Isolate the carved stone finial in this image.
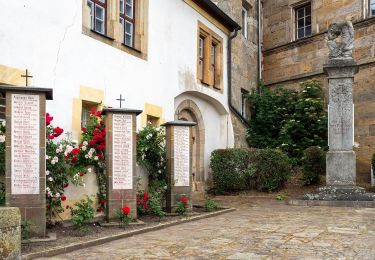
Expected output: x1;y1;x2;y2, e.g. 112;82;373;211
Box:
327;21;354;59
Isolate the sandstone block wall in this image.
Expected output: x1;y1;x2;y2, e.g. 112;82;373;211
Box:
262;0;375;182
214;0;260;146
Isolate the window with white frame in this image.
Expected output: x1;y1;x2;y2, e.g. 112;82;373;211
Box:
295;3;311;39
87;0;106;34
120;0;136;47
242;6;248;39
371;0;375;16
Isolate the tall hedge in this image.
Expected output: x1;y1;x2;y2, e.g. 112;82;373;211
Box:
210;148;254;193
247;80;328;164
251;149;291;192
210;148;291;193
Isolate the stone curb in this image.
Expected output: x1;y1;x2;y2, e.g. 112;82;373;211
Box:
22;208;236;260
288;198;375;207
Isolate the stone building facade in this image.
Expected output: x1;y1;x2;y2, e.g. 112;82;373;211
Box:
214;0;260;147
262;0;375;182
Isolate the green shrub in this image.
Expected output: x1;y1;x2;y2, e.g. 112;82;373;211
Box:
115;206;133;228
175;197;189;216
210;148;290;193
276;194;286;201
210;148;255;193
372;152;375;168
70;196;95;234
301;146;326;185
204;198;218;212
251;149;291;192
21;220;32;240
247;80;328;164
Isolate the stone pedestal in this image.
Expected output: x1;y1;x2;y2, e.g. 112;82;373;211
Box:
1;86;53;237
324;59;358;186
162;120;196;213
300;59;375;203
102;108;142;220
0;207;21;259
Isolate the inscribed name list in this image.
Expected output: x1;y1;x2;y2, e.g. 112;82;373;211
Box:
112;114;133;190
174;126;190;187
11;94;40;194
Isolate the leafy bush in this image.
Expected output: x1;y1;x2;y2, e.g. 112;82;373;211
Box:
70;196;95;233
136;190;166;219
210;148;255;193
21;220;32;240
136;125;167;183
204;198;218;212
301;146;326;185
247;80;327;164
372;152;375;168
210;148;291;193
251;149;291;192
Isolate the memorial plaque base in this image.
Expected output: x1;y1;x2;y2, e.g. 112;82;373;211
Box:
107;190;137;220
326;151;356;186
166;186;192;213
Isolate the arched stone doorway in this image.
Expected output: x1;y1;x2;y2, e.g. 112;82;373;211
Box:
175;100;205;200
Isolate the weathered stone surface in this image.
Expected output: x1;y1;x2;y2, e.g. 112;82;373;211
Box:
326;151;356;186
0;207;21;260
303;185;375;201
213;0;259;147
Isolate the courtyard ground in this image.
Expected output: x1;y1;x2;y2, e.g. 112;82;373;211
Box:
36;191;375;260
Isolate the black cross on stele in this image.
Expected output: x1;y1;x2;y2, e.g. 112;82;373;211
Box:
21;69;33;86
116;94;125;108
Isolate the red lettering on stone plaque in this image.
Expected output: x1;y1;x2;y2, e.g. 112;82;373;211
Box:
11;94;40;194
112;114;133;190
174;126;189;187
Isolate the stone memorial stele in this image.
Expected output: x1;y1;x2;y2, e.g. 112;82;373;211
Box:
301;22;375;204
0;85;53;237
162;120;196;213
102;108;142;220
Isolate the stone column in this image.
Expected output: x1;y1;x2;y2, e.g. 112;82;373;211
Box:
162;120;196;213
103;108;142;220
324;59;358;186
1;86;53;237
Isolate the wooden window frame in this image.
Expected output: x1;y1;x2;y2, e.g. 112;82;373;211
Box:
295;3;312;40
120;0;136;47
87;0;107;35
197;22;223;91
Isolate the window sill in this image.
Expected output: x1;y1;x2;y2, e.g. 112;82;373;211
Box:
90;29;115;41
121;43;142;54
197;79;223;93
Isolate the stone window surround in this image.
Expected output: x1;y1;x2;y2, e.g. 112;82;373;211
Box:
290;0;312;42
197;21;223;92
82;0;149;60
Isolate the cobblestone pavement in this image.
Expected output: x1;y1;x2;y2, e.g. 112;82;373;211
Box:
41;194;375;260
